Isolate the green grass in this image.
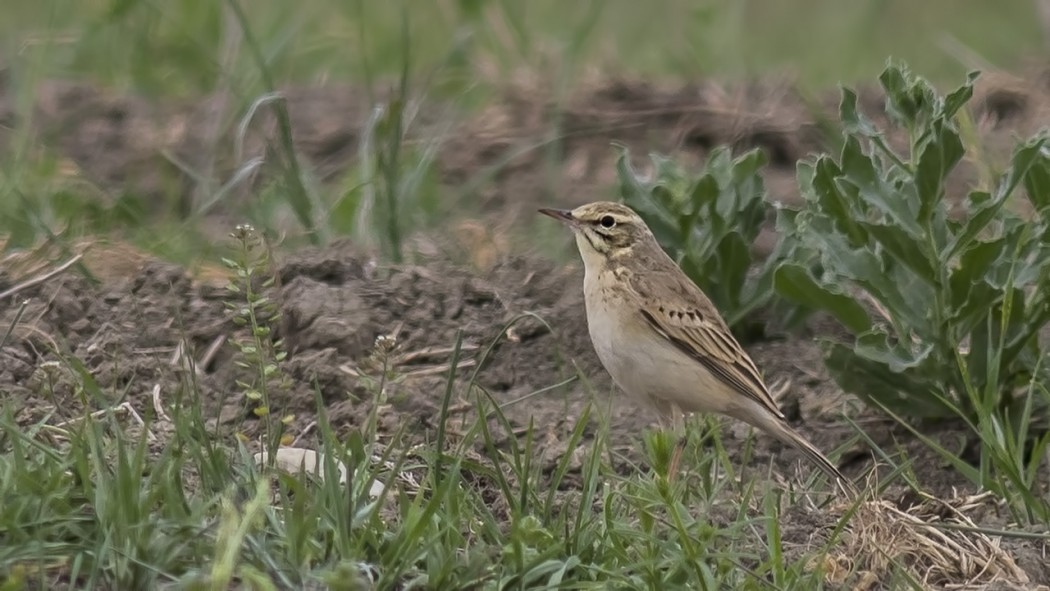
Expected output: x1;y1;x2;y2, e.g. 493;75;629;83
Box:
3;0;1043;94
0;377;851;589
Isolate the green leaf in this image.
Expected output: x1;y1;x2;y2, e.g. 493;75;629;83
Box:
731;147;767;180
950;236;1012;300
717;232;752;309
914;120;964;221
1015;138;1050;212
796;161;818;204
860;221;934;283
941;72;979;119
652;158;691;208
824;340;951;418
725;149;768;215
949;277;999;337
807;216;929;334
809;157;867;246
943;191;1007;262
840;136;922;237
998;137;1048;203
806;219;880;283
838;87;879;138
774;203;801;235
1000;287;1036;366
980;224;1032;290
853;330;933;373
1008;241;1050;288
704;146;733;177
880;62;937;130
878;63;909;112
688;175;721;233
773;263;871;334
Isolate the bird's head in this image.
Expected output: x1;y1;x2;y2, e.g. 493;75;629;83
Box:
538;201;655;266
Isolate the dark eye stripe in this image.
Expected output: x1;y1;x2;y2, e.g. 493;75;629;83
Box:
582;229;606;251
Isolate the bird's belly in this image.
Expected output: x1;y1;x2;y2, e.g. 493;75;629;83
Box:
586;299;729;415
588;296;734;415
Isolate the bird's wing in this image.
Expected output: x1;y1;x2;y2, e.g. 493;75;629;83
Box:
632;270;785;420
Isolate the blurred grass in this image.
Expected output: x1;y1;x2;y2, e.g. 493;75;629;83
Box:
2;0;1042;95
0;0;1045;263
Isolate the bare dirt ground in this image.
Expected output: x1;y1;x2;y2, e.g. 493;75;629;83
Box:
2;67;1050;588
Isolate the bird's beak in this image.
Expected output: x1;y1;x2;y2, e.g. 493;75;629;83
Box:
538;208;576;226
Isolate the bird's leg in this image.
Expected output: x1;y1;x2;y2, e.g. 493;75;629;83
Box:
667;406;687;482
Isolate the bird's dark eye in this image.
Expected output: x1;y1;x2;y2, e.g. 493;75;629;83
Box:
599;215;616;229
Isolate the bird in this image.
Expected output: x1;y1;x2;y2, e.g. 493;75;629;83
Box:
539;201;855;494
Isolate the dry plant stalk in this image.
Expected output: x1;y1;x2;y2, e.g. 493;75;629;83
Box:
823;492;1032;589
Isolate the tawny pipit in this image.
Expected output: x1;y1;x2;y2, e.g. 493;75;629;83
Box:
540;201;852;492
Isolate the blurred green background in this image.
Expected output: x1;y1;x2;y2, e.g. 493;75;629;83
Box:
3;0;1043;95
1;0;1045;263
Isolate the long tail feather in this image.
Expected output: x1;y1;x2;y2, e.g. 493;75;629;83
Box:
758;414;858;497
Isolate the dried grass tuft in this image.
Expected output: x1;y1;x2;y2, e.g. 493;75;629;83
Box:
822;491;1035;590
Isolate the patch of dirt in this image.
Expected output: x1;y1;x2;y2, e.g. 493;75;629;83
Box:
3;235;1049;587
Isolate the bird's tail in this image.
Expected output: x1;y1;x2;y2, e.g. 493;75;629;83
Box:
759;415;858;497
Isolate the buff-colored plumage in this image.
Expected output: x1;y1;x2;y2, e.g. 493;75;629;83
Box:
540;201;853;494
